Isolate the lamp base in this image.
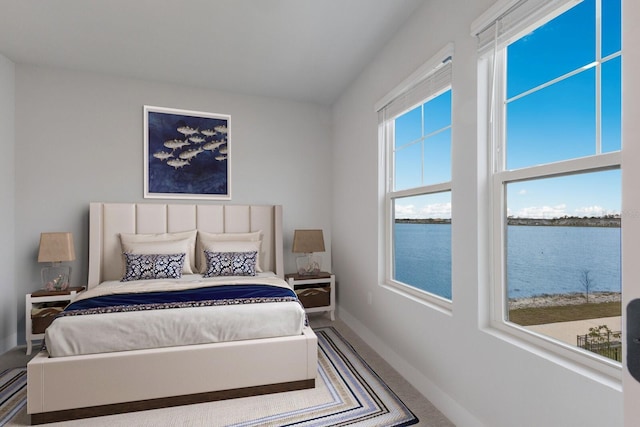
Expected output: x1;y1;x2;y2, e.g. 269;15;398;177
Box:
296;254;321;276
42;265;71;291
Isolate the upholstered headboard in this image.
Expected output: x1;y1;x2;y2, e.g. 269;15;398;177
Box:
88;203;284;288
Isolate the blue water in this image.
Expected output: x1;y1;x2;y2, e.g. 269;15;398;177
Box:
394;223;621;299
394;223;452;299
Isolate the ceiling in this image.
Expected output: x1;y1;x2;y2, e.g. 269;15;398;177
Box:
0;0;426;106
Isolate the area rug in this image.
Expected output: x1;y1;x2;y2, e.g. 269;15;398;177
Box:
2;327;418;426
0;368;26;426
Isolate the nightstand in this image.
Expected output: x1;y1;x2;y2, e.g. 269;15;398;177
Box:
286;272;335;321
25;286;85;355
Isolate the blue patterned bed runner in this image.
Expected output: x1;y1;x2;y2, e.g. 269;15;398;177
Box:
59;284;298;317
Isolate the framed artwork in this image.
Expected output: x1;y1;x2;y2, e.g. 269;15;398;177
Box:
144;105;231;200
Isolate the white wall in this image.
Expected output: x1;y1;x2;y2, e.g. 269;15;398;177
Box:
0;54;16;354
332;0;625;426
622;1;640;425
13;65;333;344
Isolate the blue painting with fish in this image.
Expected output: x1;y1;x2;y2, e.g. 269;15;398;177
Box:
145;106;230;198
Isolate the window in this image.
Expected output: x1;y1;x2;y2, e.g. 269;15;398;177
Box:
377;46;453;305
477;0;622;365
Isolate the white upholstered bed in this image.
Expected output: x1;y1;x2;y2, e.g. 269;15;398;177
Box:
27;203;318;424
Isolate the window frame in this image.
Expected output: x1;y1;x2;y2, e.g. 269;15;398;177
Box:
377;44;454;310
482;0;622;377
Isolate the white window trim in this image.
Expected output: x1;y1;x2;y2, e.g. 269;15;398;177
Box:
476;0;623;383
471;0;583;56
377;44;454;311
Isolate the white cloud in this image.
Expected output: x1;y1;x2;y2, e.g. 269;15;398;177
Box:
574;205;619;217
518;189;527;195
420;202;451;219
512;204;567;219
395;202;451;219
395;204;417;219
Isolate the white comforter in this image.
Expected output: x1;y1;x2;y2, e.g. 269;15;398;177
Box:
45;273;306;357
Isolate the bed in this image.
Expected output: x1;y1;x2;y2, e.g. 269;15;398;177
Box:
27;203;318;424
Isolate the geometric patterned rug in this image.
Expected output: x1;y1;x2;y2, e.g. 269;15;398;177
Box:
0;368;26;427
275;327;419;427
1;327;418;426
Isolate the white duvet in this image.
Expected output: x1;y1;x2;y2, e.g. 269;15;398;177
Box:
45;273;306;357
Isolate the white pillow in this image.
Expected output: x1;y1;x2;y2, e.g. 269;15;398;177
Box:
120;231;197;274
197;230;262;273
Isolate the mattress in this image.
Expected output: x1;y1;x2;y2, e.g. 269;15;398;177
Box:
44;273;306;357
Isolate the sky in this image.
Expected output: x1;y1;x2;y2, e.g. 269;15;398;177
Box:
394;0;621;220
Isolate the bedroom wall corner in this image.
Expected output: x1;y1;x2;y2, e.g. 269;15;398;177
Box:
0;53;17;354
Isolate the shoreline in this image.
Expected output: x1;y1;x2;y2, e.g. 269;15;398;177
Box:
509;291;621;310
395;216;620;227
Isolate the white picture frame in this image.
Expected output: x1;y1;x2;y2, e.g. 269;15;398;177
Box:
144;105;231;200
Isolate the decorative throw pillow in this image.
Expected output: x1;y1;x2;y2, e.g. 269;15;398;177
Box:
121;253;186;282
200;240;263;274
120;230;197;274
196;230;262;273
203;251;257;277
120;237;195;275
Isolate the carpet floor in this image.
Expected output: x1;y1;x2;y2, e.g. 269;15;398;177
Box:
0;318;453;426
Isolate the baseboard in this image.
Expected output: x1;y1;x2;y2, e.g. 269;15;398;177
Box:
339;307;482;427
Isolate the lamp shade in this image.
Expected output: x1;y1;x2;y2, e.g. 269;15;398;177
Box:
292;229;325;253
38;232;76;263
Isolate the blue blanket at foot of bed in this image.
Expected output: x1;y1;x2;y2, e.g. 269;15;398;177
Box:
59;284;298;317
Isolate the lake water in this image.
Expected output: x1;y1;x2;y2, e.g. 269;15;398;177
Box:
394;223;621;300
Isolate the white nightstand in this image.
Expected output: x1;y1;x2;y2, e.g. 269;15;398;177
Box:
286;272;335;321
25;286;85;355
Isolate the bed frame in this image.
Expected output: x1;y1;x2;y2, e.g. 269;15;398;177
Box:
27;203;318;424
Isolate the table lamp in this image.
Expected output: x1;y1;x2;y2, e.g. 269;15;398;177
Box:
292;229;325;276
38;232;75;290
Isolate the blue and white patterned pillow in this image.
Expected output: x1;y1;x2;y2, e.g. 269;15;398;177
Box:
203;251;257;277
121;252;186;282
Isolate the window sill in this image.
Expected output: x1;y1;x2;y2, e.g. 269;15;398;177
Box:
482;320;622;390
382;280;453;316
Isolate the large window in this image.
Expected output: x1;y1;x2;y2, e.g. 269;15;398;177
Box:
377;47;453;305
478;0;621;365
